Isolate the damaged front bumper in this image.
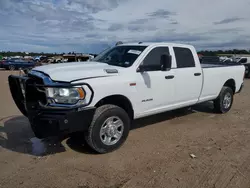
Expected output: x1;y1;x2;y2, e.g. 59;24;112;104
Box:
8;74;95;138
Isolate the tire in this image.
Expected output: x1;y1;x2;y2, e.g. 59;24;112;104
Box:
9;65;15;70
213;86;234;113
30;124;43;139
246;72;250;78
85;104;130;154
245;66;250;78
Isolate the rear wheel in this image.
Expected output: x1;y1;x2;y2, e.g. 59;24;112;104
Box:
214;86;233;113
245;66;250;78
85;104;130;154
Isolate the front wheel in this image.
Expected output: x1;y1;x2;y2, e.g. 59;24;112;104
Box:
9;65;15;70
213;86;234;113
85;105;130;154
30;123;44;139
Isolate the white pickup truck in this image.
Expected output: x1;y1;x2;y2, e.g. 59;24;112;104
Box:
9;42;245;153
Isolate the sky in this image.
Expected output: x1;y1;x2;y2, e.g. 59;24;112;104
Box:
0;0;250;53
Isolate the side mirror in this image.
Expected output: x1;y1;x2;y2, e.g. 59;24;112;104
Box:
160;54;172;71
137;61;146;72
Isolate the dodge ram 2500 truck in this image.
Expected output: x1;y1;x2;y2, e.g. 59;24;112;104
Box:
8;42;245;153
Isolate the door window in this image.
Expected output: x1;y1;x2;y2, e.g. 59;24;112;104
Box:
141;47;170;71
174;47;195;68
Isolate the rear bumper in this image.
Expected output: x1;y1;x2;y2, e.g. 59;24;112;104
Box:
8;74;96;138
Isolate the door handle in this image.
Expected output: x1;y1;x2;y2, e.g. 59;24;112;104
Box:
165;75;174;79
194;73;201;76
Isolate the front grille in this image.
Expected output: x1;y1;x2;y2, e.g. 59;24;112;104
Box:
28;74;44;84
25;75;47;111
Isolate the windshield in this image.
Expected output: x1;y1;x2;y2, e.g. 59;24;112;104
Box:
91;45;147;67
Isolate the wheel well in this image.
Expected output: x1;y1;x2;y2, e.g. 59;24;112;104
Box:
223;79;236;93
95;95;134;120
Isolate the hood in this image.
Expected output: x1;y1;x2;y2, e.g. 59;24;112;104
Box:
32;61;122;82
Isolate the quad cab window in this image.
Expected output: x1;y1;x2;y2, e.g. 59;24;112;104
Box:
174;47;195;68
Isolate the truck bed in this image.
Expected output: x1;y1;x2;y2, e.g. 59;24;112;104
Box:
198;62;245;103
201;61;241;69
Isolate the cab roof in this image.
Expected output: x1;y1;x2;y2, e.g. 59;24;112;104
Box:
118;42;194;49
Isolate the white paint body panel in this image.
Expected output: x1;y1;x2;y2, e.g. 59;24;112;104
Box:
33;62;123;82
133;70;175;117
33;43;245;119
170;45;203;107
199;65;245;102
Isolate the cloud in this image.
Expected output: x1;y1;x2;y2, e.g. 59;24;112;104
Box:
147;9;176;18
214;17;243;25
129;19;149;25
108;23;123;31
0;0;250;53
197;37;250;50
67;0;122;13
170;21;178;25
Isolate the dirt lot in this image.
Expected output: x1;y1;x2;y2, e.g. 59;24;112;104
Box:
0;70;250;188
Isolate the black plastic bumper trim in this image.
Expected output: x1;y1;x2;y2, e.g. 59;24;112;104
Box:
29;107;96;138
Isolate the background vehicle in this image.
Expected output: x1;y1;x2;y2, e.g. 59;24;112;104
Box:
9;42;245;154
200;56;250;78
2;58;36;70
0;59;5;68
235;57;250;78
199;56;220;63
34;55;47;62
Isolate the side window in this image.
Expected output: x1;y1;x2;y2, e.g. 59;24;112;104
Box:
174;47;195;68
142;47;169;71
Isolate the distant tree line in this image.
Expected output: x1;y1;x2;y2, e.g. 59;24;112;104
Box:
0;51;59;57
1;49;250;58
0;51;98;57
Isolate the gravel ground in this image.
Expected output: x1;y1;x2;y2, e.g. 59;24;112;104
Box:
0;70;250;188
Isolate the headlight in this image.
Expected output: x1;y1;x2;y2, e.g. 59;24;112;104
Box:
45;87;85;104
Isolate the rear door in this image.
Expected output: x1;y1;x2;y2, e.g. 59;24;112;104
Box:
173;47;203;106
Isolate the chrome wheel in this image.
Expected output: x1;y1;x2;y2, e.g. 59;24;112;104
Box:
223;93;232;109
100;116;124;146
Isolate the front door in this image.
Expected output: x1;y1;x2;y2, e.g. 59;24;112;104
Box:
134;46;175;117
